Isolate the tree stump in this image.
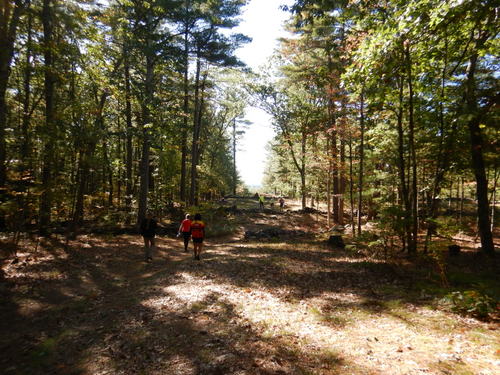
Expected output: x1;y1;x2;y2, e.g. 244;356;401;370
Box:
328;235;345;248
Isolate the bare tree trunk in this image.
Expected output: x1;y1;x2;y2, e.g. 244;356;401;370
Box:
232;118;237;195
0;0;25;186
116;120;122;206
396;74;411;252
39;0;56;233
349;135;355;236
357;90;365;235
491;168;497;233
327;136;331;228
300;129;307;209
460;177;464;222
137;48;154;225
21;1;32;165
332;130;339;222
405;42;418;254
339;137;345;225
104;140;113;207
189;56;207;206
465;49;494;255
180;14;189;203
189;56;201;206
124;45;133;221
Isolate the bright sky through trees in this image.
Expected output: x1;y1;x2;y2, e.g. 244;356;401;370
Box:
233;0;294;187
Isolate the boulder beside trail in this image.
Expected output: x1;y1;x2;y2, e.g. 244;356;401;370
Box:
327;235;345;248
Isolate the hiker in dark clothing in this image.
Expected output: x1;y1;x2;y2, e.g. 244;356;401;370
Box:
279;197;285;211
140;211;157;262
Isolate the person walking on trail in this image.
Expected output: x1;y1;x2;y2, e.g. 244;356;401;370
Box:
258;194;265;211
140;211;157;262
190;213;205;260
178;214;192;252
279;197;285;211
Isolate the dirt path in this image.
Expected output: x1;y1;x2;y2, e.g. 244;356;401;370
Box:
1;208;498;375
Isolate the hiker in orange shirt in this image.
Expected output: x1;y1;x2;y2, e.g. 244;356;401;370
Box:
190;213;205;260
178;214;192;252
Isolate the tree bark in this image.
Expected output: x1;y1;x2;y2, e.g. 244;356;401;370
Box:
300;128;306;209
180;12;189;203
396;74;411;252
39;0;56;232
137;47;154;225
462;24;495;255
0;0;25;186
327;136;332;227
339;101;346;225
124;44;133;221
465;54;494;254
357;90;365;235
332;130;339;222
405;43;418;254
491;168;497;233
232;118;237;195
189;55;202;206
348;135;355;236
21;1;32;165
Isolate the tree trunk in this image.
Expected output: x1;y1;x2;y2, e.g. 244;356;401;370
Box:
357;91;365;235
0;0;25;186
39;0;56;233
465;50;494;255
491;169;497;233
327;136;331;228
332;130;339;222
396;74;411;252
339;136;345;225
405;42;418;254
104;139;113;207
21;2;32;165
349;136;355;236
180;17;189;203
189;56;208;206
460;177;464;222
232;118;237;195
124;45;133;221
137;49;154;225
300;129;307;209
189;56;201;206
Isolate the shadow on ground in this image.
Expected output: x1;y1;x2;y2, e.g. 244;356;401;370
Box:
0;232;497;374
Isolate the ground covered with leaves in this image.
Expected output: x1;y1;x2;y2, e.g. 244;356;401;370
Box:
1;206;499;375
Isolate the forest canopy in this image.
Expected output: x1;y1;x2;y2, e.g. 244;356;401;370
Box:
258;0;498;255
0;0;250;232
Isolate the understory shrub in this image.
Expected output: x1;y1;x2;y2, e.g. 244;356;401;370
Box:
444;290;498;319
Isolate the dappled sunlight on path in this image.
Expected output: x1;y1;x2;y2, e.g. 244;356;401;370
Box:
1;232;498;375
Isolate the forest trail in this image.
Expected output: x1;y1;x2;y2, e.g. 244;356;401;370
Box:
1;202;498;375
